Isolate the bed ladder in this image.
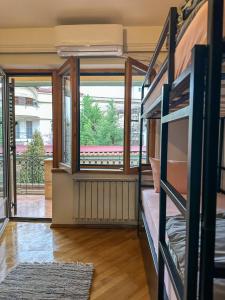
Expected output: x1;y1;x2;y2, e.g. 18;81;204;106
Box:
158;45;207;300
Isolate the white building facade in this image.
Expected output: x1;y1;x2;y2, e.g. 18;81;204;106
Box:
15;86;52;147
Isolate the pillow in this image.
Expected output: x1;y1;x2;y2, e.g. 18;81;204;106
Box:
149;157;188;194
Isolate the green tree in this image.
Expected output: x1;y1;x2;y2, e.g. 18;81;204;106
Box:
19;131;45;184
96;100;123;145
80;95;123;146
80;95;103;145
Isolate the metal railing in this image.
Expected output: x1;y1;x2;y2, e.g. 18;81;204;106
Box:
15;150;147;194
16;131;53;146
16;154;51;195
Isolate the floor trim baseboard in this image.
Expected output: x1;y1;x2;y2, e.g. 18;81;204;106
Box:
10;217;52;223
50;223;138;229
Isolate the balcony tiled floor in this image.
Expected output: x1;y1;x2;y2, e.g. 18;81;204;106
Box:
16;195;52;218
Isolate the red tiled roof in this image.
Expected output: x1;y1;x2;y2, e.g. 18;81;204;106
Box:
15;145;145;154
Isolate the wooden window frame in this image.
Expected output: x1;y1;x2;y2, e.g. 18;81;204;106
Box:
56;57;80;174
5;57;152;176
124;57;148;175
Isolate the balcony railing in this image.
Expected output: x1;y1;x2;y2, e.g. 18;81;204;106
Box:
16;155;51;195
16;131;53;146
15;147;147;195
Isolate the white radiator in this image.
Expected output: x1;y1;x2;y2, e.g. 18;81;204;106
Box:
73;178;138;225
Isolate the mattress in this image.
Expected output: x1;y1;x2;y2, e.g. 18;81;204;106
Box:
141;188;181;300
144;1;225;111
142;189;225;299
142;189;225;253
166;213;225;300
141;188;180;253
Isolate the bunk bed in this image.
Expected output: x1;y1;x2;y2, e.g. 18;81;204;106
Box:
142;0;225;118
138;0;225;299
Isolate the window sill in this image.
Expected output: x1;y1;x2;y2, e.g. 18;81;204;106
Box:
52;167;124;174
52;168;67;173
79;168;124;174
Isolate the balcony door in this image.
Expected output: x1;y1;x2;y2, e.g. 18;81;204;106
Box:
0;70;9;236
7;74;53;219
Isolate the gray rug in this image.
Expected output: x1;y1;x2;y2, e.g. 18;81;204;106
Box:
0;262;94;300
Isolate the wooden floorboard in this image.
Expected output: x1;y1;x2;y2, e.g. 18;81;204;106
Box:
0;222;150;299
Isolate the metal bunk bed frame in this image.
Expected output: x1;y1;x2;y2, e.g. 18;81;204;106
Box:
138;0;225;299
138;8;177;300
158;46;206;300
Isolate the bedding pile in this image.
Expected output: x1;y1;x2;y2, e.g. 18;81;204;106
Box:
177;0;205;37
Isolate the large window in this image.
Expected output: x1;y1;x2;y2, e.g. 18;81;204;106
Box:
80;70;125;168
55;57;148;174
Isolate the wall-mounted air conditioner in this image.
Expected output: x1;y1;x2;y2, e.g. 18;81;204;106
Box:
55;24;124;57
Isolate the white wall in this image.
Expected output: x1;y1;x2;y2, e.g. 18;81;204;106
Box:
155;119;188;160
52;172;138;226
52;172;74;224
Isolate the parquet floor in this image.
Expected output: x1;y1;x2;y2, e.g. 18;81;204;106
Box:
0;222;150;300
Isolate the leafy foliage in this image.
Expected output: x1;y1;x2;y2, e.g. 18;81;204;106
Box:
80;95;123;146
19;131;46;184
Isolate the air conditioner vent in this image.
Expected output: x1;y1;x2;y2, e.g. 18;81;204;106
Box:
55;24;124;57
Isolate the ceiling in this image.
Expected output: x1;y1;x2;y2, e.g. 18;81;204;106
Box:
0;0;182;28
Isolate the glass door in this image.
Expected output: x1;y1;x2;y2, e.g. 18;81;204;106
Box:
0;70;8;235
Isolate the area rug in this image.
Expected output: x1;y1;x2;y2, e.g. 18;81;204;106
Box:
0;262;94;300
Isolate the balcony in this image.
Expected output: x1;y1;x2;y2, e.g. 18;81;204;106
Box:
16;154;52;218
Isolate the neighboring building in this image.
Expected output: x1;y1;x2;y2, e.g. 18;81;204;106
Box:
15;86;53;148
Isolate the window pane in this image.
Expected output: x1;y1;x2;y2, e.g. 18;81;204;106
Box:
80;74;124;167
130;67;146;167
26;121;33;139
62;75;72;166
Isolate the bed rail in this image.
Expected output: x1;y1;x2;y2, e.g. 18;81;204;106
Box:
141;7;177;107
